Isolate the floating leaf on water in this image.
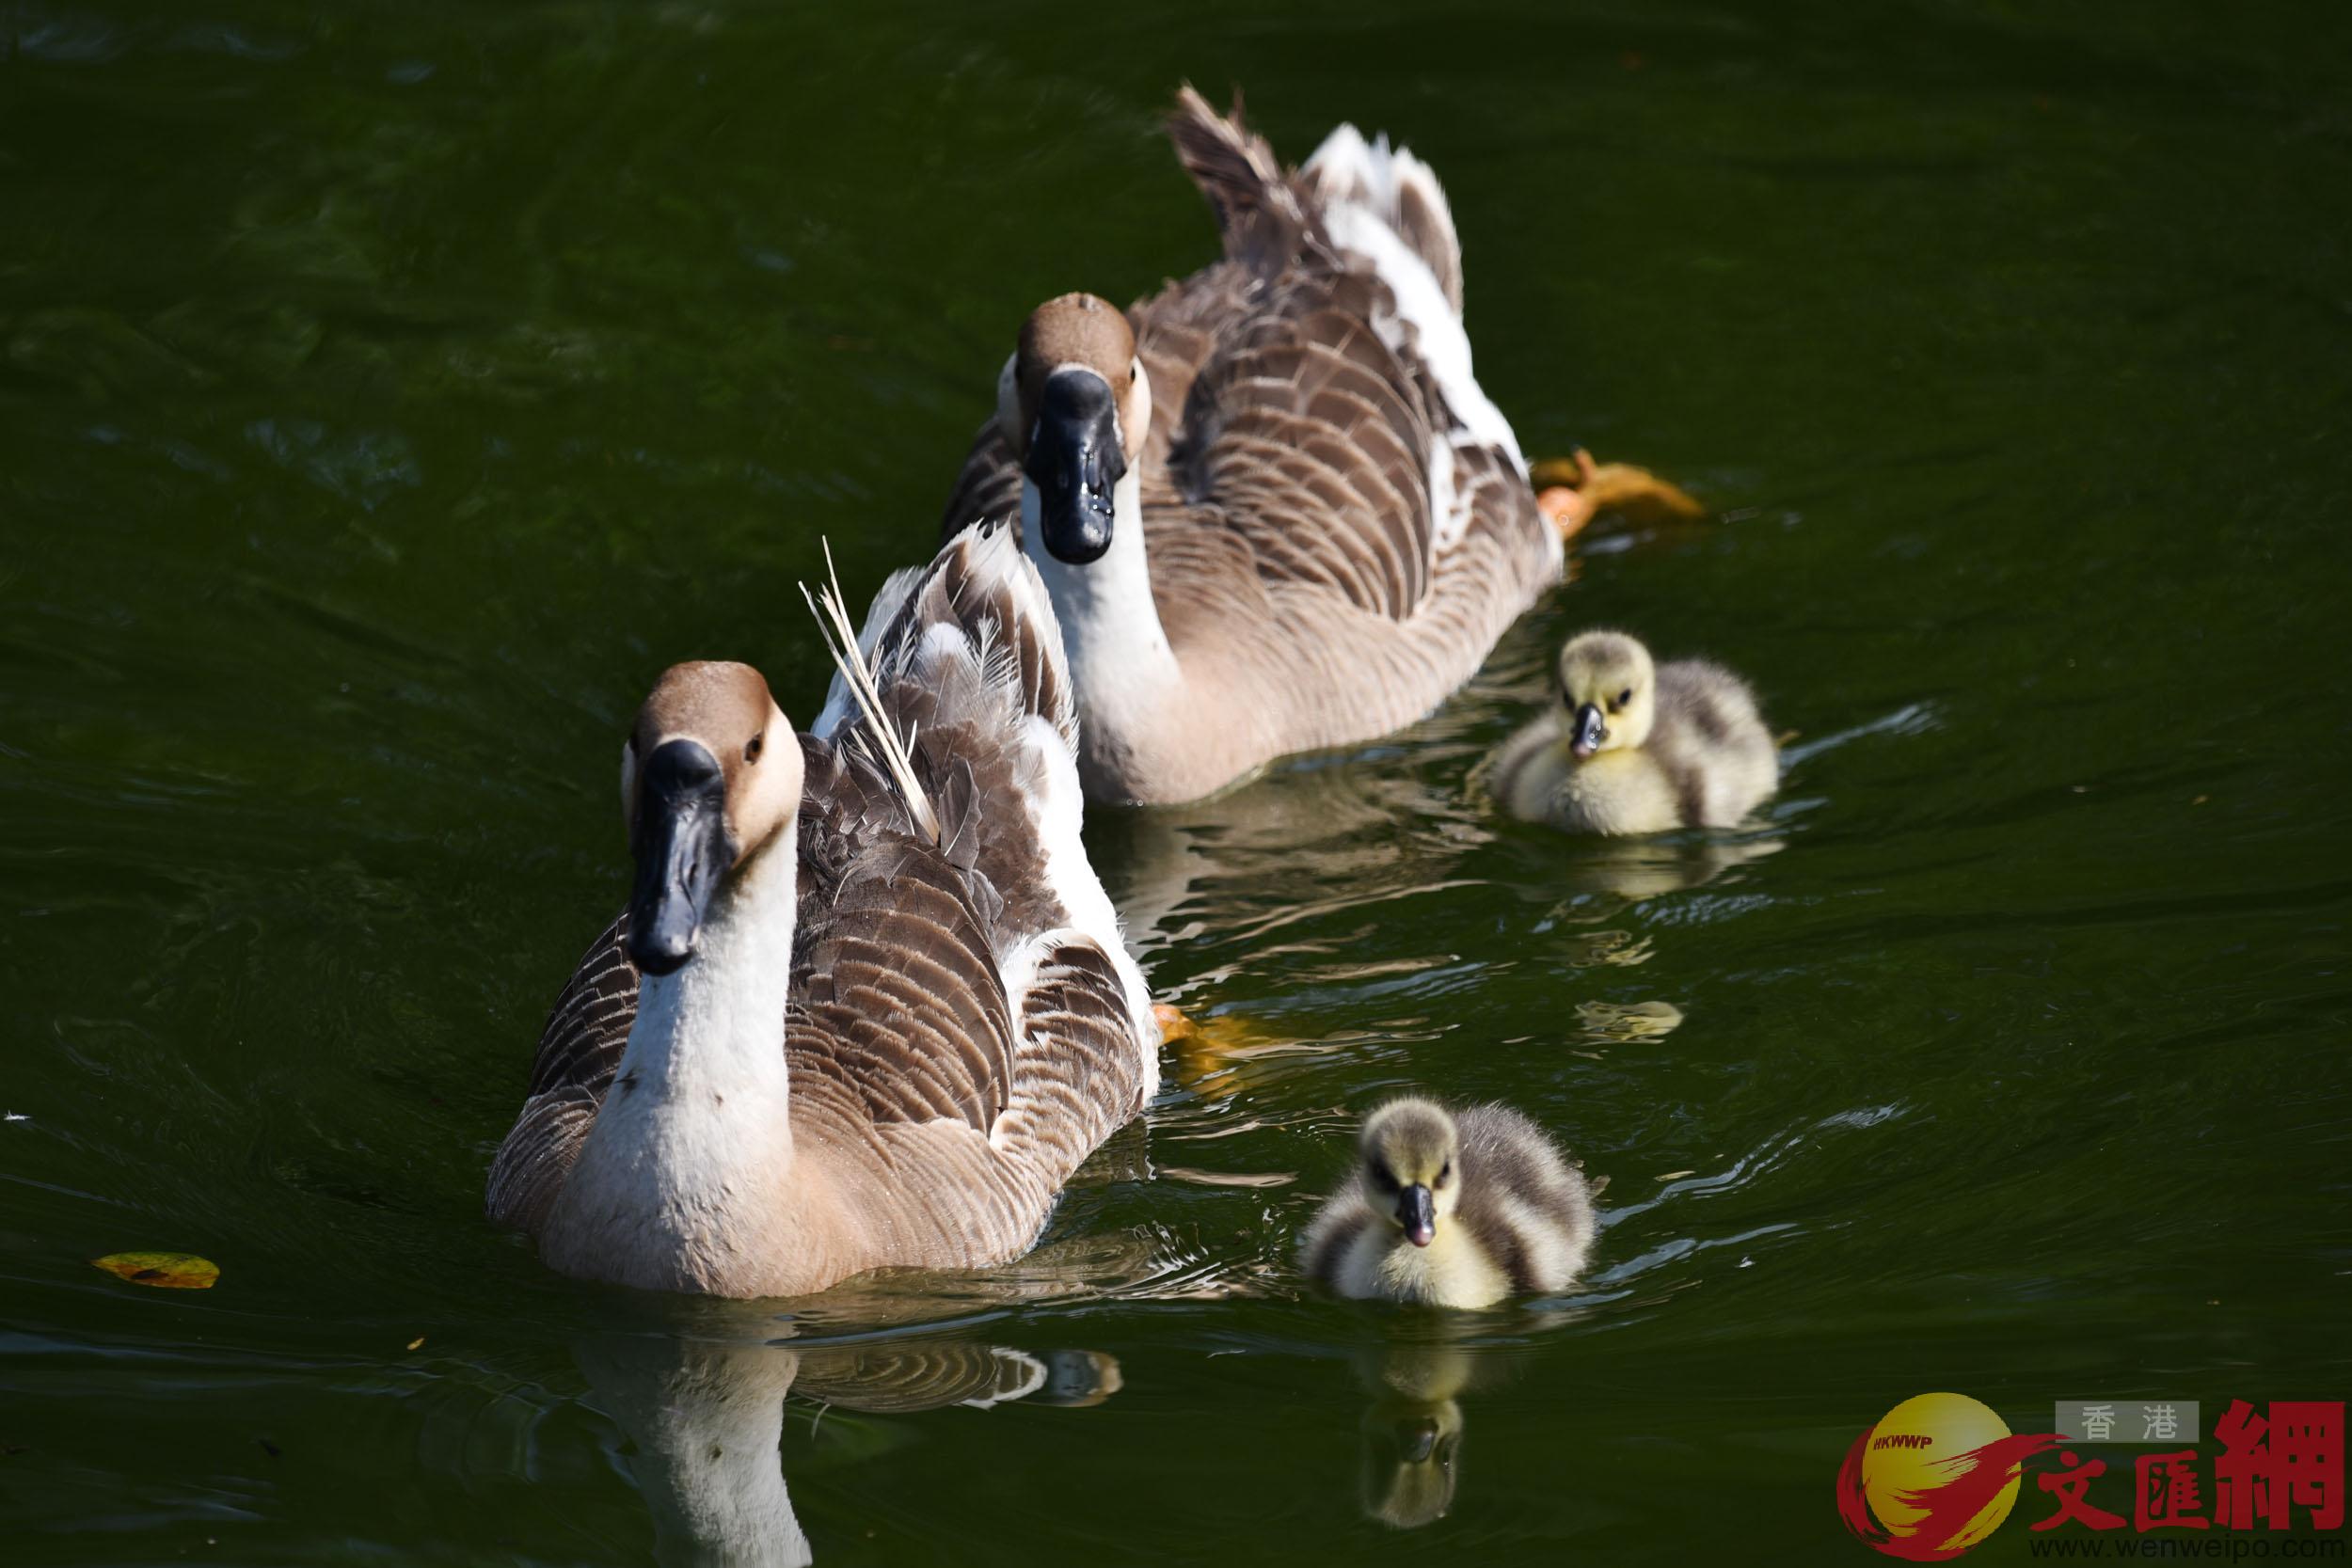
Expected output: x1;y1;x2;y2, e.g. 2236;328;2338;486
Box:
90;1251;218;1290
406;1337;424;1351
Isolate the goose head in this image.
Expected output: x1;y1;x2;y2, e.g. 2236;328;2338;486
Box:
1555;630;1658;758
996;292;1152;565
1359;1098;1462;1249
619;661;800;975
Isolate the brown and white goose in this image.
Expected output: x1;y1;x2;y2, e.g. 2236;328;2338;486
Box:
938;88;1566;804
485;521;1159;1298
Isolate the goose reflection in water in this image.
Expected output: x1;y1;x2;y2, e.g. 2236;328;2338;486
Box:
578;1307;1119;1567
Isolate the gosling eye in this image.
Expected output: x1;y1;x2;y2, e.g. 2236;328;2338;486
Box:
1369;1161;1400;1193
1618;688;1633;707
1435;1162;1453;1189
745;732;765;764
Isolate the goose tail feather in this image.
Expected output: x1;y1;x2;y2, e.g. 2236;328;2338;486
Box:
1300;119;1466;317
1167;83;1320;277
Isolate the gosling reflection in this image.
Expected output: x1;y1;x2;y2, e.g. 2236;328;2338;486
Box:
1357;1341;1482;1529
1546;829;1781;906
1361;1372;1469;1526
1348;1316;1577;1530
578;1319;1120;1566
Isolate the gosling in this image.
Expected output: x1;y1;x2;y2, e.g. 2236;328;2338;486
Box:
1301;1099;1596;1309
1490;630;1777;834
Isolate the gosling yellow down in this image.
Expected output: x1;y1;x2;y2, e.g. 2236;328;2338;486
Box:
1491;629;1777;834
1301;1098;1595;1309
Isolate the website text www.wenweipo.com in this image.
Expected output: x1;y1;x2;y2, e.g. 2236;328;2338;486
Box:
2027;1539;2347;1560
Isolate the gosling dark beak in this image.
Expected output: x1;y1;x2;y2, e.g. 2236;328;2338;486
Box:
1570;702;1607;759
1397;1184;1437;1248
1400;1417;1442;1465
627;738;732;976
1024;368;1124;565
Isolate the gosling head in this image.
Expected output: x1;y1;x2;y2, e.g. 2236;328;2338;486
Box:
995;293;1152;566
619;661;800;976
1359;1098;1462;1249
1555;630;1658;758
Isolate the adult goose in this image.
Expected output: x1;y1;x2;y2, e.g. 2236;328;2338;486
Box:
937;87;1569;804
485;521;1160;1298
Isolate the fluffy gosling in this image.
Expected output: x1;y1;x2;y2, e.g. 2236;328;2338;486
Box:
1301;1098;1595;1309
1490;629;1777;834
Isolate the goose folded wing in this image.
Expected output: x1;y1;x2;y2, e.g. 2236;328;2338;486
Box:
486;914;637;1230
1161;270;1441;622
788;811;1018;1136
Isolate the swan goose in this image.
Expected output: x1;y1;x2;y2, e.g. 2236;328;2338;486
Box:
485;521;1159;1297
938;87;1567;804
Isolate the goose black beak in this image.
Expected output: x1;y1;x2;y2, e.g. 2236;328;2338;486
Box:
1024;368;1124;565
1570;702;1607;759
628;738;731;975
1397;1184;1437;1248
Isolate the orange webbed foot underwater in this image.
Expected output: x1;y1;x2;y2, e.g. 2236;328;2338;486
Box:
1533;449;1707;540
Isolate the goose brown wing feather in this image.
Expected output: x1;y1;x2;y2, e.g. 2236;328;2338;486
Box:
1152;273;1438;622
486;916;635;1231
994;940;1153;1178
938;423;1024;546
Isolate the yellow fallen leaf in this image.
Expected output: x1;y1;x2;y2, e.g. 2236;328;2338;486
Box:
91;1251;218;1290
406;1337;424;1351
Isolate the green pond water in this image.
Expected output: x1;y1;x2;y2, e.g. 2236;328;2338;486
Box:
5;1;2349;1562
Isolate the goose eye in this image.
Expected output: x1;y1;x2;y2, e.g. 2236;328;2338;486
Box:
1370;1162;1399;1192
1618;688;1633;706
745;733;764;764
1437;1162;1452;1188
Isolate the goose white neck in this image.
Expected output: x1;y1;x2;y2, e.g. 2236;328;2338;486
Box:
549;824;801;1275
619;827;798;1111
1022;469;1182;706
